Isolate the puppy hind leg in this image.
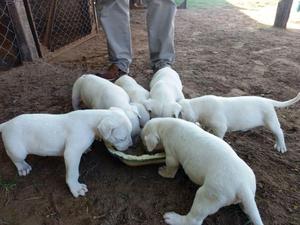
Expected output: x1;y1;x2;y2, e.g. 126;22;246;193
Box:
14;161;32;176
164;186;224;225
264;111;287;153
4;144;31;176
72;97;81;110
158;155;179;178
71;78;82;110
164;212;186;225
240;189;264;225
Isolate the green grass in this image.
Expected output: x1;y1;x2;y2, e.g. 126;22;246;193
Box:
175;0;228;8
0;177;16;191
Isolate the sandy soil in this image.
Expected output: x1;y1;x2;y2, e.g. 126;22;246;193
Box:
0;6;299;225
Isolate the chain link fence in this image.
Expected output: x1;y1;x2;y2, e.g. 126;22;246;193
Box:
0;0;21;69
28;0;96;52
27;0;51;44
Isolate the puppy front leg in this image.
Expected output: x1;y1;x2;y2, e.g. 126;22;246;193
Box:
210;122;227;139
158;154;179;178
64;146;88;198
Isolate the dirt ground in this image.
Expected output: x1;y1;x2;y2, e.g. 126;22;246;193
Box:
0;5;300;225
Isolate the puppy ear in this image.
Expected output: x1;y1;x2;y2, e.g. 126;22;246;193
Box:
130;104;141;119
144;133;159;152
97;118;116;140
132;103;150;126
143;99;153;111
172;102;182;118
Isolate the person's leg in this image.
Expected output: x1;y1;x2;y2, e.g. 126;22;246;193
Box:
145;0;177;72
96;0;132;74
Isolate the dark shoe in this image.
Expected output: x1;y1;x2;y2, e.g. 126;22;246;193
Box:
152;63;171;73
96;64;127;81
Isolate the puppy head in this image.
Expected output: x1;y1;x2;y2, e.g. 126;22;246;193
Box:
115;75;135;87
131;103;150;127
143;99;159;118
162;102;182;118
97;108;133;151
141;122;160;152
143;99;181;118
178;99;197;122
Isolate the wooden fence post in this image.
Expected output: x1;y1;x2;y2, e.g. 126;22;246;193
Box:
6;0;39;61
274;0;294;28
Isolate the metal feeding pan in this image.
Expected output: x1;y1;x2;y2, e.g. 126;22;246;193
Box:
105;142;165;167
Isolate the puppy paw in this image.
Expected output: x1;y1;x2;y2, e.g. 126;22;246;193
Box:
16;162;32;176
158;166;176;178
69;182;88;198
274;143;287;153
164;212;184;225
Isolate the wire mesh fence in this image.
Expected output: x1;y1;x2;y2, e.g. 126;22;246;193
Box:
27;0;51;44
28;0;96;52
0;0;21;69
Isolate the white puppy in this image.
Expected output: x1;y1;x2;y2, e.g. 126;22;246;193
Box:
115;75;150;103
0;108;132;197
179;93;300;153
72;74;141;138
143;67;185;118
141;118;264;225
115;75;150;126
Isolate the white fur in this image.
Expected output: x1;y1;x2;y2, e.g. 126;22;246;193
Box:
72;74;141;138
141;118;264;225
179;93;300;153
143;67;185;118
115;75;150;103
0;108;132;197
115;75;150;126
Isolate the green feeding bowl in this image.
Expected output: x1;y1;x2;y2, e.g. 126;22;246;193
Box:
105;141;165;166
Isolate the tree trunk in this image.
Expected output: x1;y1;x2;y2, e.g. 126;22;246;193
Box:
274;0;294;28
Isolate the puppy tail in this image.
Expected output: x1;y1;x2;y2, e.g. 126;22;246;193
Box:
271;92;300;108
240;188;264;225
72;76;83;110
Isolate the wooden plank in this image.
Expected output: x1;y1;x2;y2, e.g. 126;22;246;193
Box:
6;0;39;61
45;33;98;61
23;0;42;57
274;0;294;28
